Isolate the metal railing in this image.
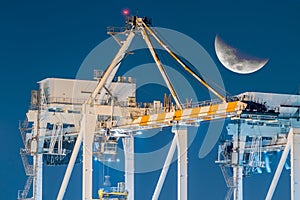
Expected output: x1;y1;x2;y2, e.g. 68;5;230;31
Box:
17;176;33;200
46;97;86;105
20;148;33;176
107;26;128;34
113;76;136;84
19;119;29;146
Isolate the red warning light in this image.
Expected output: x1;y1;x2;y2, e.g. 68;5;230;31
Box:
123;9;129;16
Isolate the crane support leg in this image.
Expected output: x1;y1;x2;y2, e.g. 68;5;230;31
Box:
232;130;246;200
57;115;85;200
233;166;243;200
34;154;43;200
34;120;46;200
291;128;300;200
173;126;188;200
265;128;292;200
152;134;178;200
82;106;97;200
123;134;135;200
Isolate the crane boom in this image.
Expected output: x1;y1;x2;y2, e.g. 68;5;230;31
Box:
102;100;246;131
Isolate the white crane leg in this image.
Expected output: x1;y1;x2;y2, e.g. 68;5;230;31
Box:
152;134;178;200
123;135;135;200
34;153;43;200
265;128;292;200
35;121;46;200
82;109;97;200
291;128;300;200
233;166;243;200
173;126;188;200
232;133;246;200
57;115;85;200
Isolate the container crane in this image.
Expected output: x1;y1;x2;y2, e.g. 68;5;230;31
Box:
18;15;246;200
216;92;300;200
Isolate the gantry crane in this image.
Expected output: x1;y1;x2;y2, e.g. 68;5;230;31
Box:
18;15;246;200
216;92;300;200
58;15;246;200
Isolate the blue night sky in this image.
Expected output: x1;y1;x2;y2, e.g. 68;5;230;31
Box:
0;1;299;200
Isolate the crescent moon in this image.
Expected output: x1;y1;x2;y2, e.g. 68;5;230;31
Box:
215;35;269;74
